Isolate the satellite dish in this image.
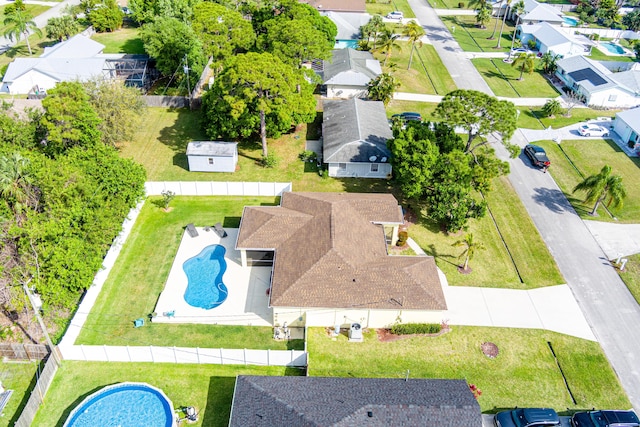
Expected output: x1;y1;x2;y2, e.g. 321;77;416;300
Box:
380;157;388;162
369;155;377;162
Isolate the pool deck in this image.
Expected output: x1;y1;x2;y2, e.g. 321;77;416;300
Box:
153;227;273;326
595;42;634;57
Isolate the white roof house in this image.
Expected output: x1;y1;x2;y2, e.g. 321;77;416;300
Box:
518;22;592;58
556;55;640;108
186;141;238;173
613;108;640;146
519;0;564;24
322;11;371;49
322;48;381;99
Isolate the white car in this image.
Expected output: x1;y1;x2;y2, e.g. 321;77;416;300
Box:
386;11;404;20
510;47;533;55
578;124;609;137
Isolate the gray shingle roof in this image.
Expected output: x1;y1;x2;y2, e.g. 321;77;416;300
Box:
322;98;392;163
229;376;482;427
323;49;381;86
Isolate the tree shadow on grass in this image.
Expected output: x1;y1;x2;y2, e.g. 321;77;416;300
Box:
54;384;108;427
156;108;206;154
8;359;46;427
202;376;236;427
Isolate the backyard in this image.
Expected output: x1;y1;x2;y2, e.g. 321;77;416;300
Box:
307;326;631;412
0;361;40;427
366;0;416;18
90;25;145;54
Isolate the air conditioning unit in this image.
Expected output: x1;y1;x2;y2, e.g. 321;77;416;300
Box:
349;323;363;342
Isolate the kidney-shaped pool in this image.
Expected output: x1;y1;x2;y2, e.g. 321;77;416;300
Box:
183;244;229;310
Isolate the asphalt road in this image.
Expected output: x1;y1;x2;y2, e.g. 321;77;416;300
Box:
493;130;640;413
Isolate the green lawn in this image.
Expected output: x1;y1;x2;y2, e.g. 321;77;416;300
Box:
428;0;474;9
307;326;630;412
366;0;416;18
372;42;456;95
0;361;40;427
91;26;145;54
534;138;640;222
75;196;309;349
588;46;637;63
616;253;640;305
31;361;298;427
441;16;515;53
387;100;439;121
516;107;620;131
472;58;560;98
0;5;50;36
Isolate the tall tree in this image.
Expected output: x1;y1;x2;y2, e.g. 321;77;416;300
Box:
367;73;400;105
201;52;316;158
622;9;640;31
377;29;402;66
495;0;512;48
573;165;626;216
511;52;536;80
539;51;560;74
361;14;386;51
476;4;493;29
128;0;200;24
453;233;485;271
402;20;425;70
506;0;525;59
435;90;518;155
0;153;38;221
259;18;334;67
88;0;123;32
3;5;41;55
45;15;80;42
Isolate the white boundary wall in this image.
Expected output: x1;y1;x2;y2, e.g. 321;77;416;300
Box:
145;181;292;196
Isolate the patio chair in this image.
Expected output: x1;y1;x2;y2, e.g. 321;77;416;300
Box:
133;318;145;328
0;390;13;414
213;222;227;238
163;310;175;318
186;223;199;238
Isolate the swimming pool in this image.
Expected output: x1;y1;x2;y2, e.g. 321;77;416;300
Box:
183;244;229;309
601;42;625;54
63;383;175;427
563;16;578;26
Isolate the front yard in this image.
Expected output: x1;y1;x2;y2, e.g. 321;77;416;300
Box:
472;58;560;98
440;16;515;53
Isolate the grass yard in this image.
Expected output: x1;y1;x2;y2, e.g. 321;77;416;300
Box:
534;139;640;222
472;58;560;98
31;361;298;427
441;16;514;53
0;361;40;427
386;100;439;121
307;326;630;412
587;47;636;63
409;176;563;289
365;0;416;18
75;196;304;349
616;253;640;305
516;107;620;130
90;26;145;54
0;5;51;36
428;0;474;9
372;42;456;95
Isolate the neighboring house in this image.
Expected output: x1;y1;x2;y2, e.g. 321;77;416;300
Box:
613;108;640;147
1;34;149;95
229;376;482;426
235;192;447;329
299;0;366;13
322;48;381;98
517;0;565;25
186;141;238;173
322;11;371;49
517;22;592;57
322;98;392;178
556;55;640;108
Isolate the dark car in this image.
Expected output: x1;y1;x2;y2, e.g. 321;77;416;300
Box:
524;144;550;169
571;410;640;427
391;112;422;122
495;407;560;427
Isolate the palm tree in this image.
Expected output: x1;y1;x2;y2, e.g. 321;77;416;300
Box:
573;165;626;216
367;72;400;105
476;4;493;29
540;51;561;74
45;15;80;42
506;0;526;59
452;233;486;272
488;0;503;39
495;0;513;48
511;52;536;80
377;29;402;66
402;20;425;70
361;14;386;51
3;7;42;55
0;153;37;219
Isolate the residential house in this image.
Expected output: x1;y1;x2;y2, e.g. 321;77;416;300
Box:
299;0;366;13
322;11;371;49
517;22;592;57
322;48;381;98
1;34;149;95
517;0;565;25
322;98;392;178
235;192;447;329
613;108;640;147
556;55;640;108
186;141;238;173
229;376;482;427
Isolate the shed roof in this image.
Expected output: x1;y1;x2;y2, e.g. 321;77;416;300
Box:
322;48;381;86
186;141;237;157
229;376;482;427
322;98;392;163
236;192;446;311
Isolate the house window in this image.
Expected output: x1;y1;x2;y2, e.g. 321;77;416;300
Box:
608;94;617;102
370;164;379;172
338;163;346;170
208;158;214;165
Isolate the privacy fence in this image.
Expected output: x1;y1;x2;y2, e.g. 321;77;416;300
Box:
15;355;59;427
145;181;292;196
0;343;49;361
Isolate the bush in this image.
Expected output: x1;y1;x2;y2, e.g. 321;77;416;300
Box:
298;150;317;162
261;153;279;168
527;39;537;50
541;99;564;118
396;230;408;246
458;1;465;7
390;323;442;335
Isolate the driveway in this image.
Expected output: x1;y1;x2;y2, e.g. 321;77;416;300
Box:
492;129;640;412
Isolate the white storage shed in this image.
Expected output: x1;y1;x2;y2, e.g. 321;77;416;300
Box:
186;141;238;173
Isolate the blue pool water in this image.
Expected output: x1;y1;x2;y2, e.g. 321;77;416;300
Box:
183;244;228;309
601;42;625;54
64;383;174;427
563;16;579;26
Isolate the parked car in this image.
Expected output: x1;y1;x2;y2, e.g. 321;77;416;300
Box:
511;47;533;55
386;11;404;20
571;410;640;427
524;144;551;169
391;112;422;122
578;124;609;137
495;407;561;427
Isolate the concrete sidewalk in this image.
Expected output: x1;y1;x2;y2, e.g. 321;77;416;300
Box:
583;221;640;259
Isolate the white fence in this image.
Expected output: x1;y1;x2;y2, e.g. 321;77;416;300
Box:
145;181;292;196
573;28;640;40
59;345;307;367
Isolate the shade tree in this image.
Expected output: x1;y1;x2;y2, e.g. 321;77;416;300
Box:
192;2;255;61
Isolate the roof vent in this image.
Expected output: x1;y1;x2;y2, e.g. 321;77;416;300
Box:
369;155;377;162
367;411;373;418
380;156;388;162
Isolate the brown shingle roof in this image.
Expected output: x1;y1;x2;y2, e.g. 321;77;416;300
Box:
236;192;447;311
300;0;366;13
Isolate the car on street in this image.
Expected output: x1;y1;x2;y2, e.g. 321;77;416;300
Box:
524;144;551;169
571;410;640;427
511;47;533;55
495;407;561;427
391;112;422;122
578;124;609;137
386;11;404;20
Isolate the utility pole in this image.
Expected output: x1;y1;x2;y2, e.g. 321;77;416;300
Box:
183;54;191;108
23;281;61;363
